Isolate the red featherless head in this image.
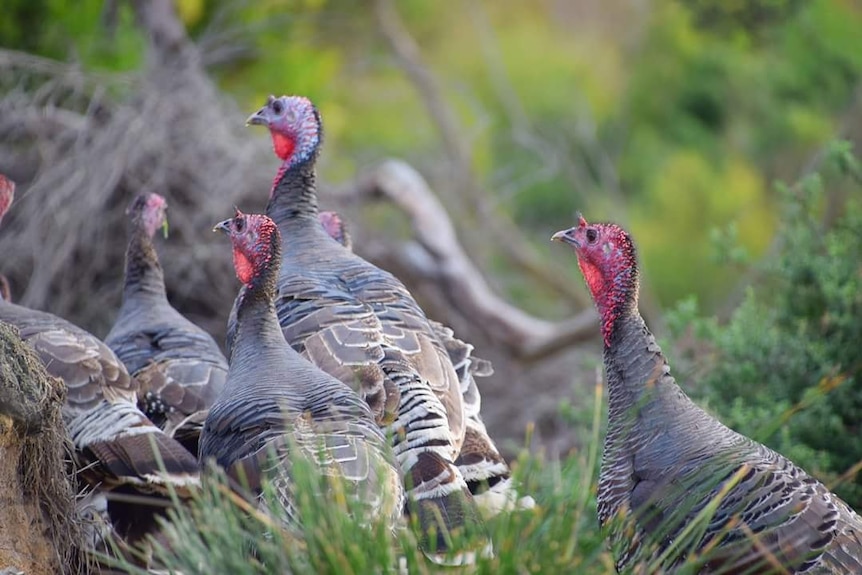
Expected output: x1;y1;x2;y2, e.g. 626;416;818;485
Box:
247;95;322;168
552;214;639;346
127;192;168;238
214;210;280;287
0;174;16;227
318;210;352;250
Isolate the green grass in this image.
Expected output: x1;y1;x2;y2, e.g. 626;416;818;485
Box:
99;450;614;575
99;382;616;574
97;376;840;575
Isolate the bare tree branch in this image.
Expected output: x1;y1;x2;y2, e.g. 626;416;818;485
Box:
371;0;592;309
344;160;598;361
129;0;196;67
0;48;125;82
371;0;471;176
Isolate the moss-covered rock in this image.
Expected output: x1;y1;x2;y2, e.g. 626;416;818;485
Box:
0;321;91;575
0;322;53;434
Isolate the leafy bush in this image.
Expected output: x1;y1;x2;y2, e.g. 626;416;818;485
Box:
620;0;862;308
670;141;862;507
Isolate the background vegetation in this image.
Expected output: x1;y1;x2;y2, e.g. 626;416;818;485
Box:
2;0;862;570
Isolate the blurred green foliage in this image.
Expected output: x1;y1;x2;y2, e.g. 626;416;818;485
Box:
3;0;861;311
1;0;145;70
669;142;862;507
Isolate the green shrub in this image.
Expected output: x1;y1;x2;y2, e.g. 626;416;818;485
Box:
671;141;862;507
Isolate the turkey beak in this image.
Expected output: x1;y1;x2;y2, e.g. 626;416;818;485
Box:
246;108;270;127
213;219;232;234
551;227;580;248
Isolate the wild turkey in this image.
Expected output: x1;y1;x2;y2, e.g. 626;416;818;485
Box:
552;215;862;574
105;192;228;457
317;210;351;250
239;94;484;560
0;176;199;548
434;323;534;515
0;295;200;534
202;210;403;527
318;210;534;516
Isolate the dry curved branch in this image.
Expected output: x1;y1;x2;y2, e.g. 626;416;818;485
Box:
347;160;598;361
0;48;130;84
371;0;592;310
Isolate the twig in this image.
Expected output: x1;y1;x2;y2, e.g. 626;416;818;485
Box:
371;0;472;182
371;0;591;308
0;48;131;83
129;0;196;66
347;160;598;361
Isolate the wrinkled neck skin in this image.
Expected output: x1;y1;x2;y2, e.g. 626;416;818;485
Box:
579;255;635;348
604;313;669;412
591;266;681;433
123;225;166;301
231;260;285;362
265;153;348;264
266;153;321;231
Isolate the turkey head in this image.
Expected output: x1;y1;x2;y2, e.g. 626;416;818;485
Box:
127;192;168;239
552;215;639;346
214;210;279;289
246;95;322;169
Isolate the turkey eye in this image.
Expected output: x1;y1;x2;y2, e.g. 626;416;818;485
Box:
272;99;283;115
235;218;245;232
586;228;598;244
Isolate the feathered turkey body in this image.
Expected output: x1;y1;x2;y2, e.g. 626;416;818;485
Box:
318;210;534;516
105;193;228;456
232;95;484;558
433;320;535;514
0;177;198;547
0;295;200;543
201;211;402;528
553;216;862;574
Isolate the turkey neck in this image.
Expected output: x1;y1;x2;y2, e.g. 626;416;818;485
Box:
123;224;166;301
603;309;685;433
231;251;288;366
266;153;320;231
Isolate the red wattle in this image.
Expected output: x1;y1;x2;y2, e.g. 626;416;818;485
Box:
233;249;254;286
271;131;296;162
